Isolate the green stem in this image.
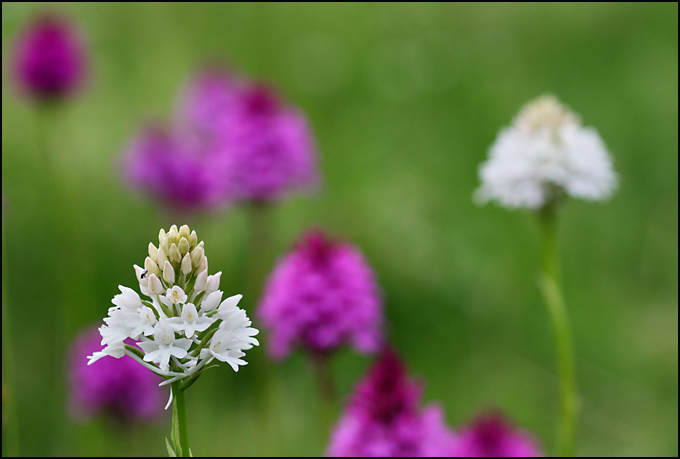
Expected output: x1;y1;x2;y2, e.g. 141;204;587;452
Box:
242;201;277;408
243;201;276;310
2;215;20;457
34;102;77;455
538;205;578;457
311;353;336;440
35;102;95;337
171;382;191;457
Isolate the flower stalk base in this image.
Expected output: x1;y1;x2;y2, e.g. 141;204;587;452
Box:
538;205;578;457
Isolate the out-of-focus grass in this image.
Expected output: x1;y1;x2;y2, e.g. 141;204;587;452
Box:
2;2;677;456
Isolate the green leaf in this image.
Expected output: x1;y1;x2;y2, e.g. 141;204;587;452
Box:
165;437;176;457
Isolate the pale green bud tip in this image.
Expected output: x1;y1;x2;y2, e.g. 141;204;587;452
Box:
145;257;161;277
148;273;164;295
195;256;208;276
178;237;190;255
169;243;182;264
157;247;168;266
195;270;208;292
168;225;179;245
179;224;190;240
181;253;192;275
190;246;203;267
148;243;158;262
163;260;175;285
189;231;198;249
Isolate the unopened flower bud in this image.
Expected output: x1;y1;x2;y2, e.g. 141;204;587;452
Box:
181;253;192;275
144;257;161;277
178;237;189;256
158;228;167;247
194;270;208;292
189;231;198;249
148;243;158;262
195;256;208;275
133;264;148;286
190;246;203;267
156;247;168;266
205;272;222;296
148;273;164;295
163;260;175;285
201;290;223;312
179;224;190;241
168;225;179;245
169;243;182;264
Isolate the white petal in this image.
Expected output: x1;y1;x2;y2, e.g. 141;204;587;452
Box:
205;272;222;296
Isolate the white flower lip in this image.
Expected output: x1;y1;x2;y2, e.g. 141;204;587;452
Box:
168;303;214;338
161;286;188;307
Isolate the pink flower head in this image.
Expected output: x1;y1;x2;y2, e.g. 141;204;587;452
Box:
327;349;457;457
215;82;320;202
121;68;320;212
451;411;542;457
122;123;227;211
175;68;237;136
258;229;383;360
69;327;166;423
12;14;87;100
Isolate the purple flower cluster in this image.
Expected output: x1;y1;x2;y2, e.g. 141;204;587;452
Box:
257;230;383;360
122;124;226;210
327;349;457;457
328;349;543;457
12;14;87;100
122;68;319;211
451;412;542;457
69;327;166;423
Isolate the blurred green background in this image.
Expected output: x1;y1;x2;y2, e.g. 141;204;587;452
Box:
2;2;677;457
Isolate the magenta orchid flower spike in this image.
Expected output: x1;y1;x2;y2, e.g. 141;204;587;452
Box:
12;14;87;100
327;348;457;457
258;229;383;360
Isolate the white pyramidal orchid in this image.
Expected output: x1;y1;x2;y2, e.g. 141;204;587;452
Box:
87;224;259;390
475;94;618;209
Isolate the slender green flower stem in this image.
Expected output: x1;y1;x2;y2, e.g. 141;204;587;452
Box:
34;102;77;455
311;353;336;440
35;102;94;336
243;201;277;402
243;201;276;309
2;217;20;457
538;205;578;457
171;382;191;457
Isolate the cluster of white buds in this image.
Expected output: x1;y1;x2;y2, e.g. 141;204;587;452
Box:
475;94;618;209
88;224;259;394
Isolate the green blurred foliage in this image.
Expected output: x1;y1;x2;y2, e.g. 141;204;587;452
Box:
2;2;677;457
